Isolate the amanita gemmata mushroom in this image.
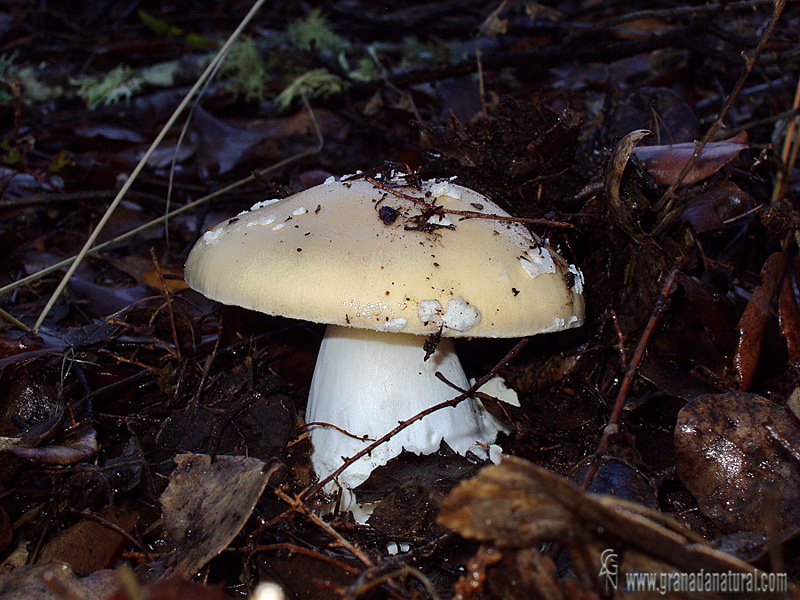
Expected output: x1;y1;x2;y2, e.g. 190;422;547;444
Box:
185;173;584;508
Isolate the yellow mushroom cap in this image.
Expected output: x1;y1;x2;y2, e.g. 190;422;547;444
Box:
185;177;584;338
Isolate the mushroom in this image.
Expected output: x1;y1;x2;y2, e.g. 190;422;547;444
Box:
184;174;584;503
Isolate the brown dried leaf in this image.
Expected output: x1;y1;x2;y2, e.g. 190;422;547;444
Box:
439;457;776;581
734;251;787;392
681;181;754;233
632;131;748;186
438;458;574;547
605;129;651;238
675;392;800;532
104;574;230;600
142;265;189;293
159;453;276;577
779;258;800;366
38;507;138;571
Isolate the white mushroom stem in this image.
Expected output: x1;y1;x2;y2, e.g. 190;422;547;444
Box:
306;325;502;495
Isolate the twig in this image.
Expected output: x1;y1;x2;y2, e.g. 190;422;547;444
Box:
304;421;375;442
148;249;181;360
652;0;787;231
609;309;627;371
0;189;163;208
364;176;574;229
274;488;374;569
242;542;361;576
581;265;681;491
344;564;441;600
31;0;271;332
303;337;529;501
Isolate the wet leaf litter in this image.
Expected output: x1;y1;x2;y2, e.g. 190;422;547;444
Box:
0;1;799;598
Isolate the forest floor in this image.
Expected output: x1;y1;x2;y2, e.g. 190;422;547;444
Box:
1;1;800;599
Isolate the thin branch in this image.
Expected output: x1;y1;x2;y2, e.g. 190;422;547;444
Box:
581;265;681;491
242;543;361;576
344;564;441;600
0;306;31;332
304;421;375;442
364;175;574;229
652;0;787;232
274;488;374;569
148;249;181;360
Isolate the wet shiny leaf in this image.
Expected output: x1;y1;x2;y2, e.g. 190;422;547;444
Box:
675;392;800;532
0;367;64;451
571;456;658;509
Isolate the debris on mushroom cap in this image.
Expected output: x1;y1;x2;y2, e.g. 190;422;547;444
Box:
185;176;585;338
418;297;481;332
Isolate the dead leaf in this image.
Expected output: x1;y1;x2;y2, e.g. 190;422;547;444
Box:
192;107;276;177
38;507;138;571
570;456;658;509
439;457;785;597
68;435;144;504
159;453;276;577
675;392;800;532
68;277;151;317
142;265;188;293
681;181;754;233
0;367;65;451
676;273;739;355
632;131;748;186
605;129;651;239
73;122;144;144
608;87;699;144
734;251;787;391
779;258;800;366
8;422;97;465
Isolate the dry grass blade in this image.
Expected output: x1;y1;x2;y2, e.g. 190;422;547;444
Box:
31;0;271;333
0;98;323;330
771;73;800;204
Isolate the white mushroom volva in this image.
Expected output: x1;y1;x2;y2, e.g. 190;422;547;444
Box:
184;174;585;500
